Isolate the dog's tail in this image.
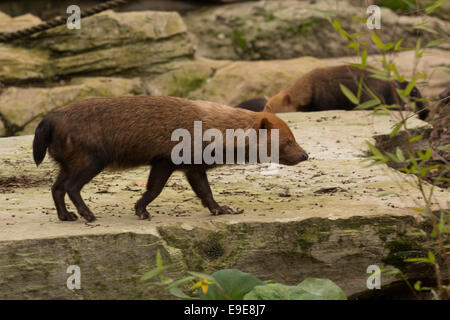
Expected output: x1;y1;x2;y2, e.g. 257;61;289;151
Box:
33;117;53;166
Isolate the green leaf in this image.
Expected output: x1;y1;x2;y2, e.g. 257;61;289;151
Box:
339;84;359;104
437;144;450;151
169;287;199;300
297;278;347;300
434;67;450;74
396;147;405;162
426;0;444;14
166;276;196;290
355;99;379;110
415;39;423;58
428;251;436;263
366;142;388;163
426;38;445;48
390;122;403;138
141;265;171;281
394;39;404;51
361;49;368;68
413;23;438;35
417;148;432;161
371;33;394;51
188;271;216;283
156;250;163;268
409;135;423;143
244;283;323;300
414;281;422;291
405;257;429;263
200;269;265;300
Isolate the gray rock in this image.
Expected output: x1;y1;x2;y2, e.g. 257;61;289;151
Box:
183;0;450;60
0;110;447;299
0;77;145;136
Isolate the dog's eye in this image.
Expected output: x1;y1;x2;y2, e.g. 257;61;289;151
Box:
284;140;293;146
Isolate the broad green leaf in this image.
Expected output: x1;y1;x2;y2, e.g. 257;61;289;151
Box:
339;84;359;104
169;287;199;300
200;269;265;300
244;283;323;300
297;278;347;300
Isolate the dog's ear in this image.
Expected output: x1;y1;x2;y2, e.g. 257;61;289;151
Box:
252;116;272;131
283;94;291;106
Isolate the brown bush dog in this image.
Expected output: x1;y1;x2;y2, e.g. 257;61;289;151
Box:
234;98;267;112
33;96;308;222
264;65;428;120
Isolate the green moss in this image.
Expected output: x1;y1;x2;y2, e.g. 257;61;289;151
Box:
169;75;206;97
232;29;250;54
297;220;332;254
382;236;421;268
287;19;320;37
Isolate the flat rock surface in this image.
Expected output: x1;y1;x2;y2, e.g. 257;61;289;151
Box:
1;110;447;239
0;110;448;299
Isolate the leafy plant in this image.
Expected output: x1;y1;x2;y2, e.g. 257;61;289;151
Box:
141;250;347;300
332;0;449;299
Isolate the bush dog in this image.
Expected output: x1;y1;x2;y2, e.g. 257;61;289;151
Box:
234;98;267;112
33;96;308;222
265;65;427;119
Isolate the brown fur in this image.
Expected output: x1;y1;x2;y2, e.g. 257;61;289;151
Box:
33;96;308;222
265;65;427;119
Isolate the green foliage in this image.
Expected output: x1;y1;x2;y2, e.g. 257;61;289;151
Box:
141;250;347;300
296;278;347;300
199;269;265;300
243;284;323;300
232;29;250;53
378;0;444;15
330;0;449;299
170;75;206;97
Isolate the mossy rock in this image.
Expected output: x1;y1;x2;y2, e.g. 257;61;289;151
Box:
184;0;449;60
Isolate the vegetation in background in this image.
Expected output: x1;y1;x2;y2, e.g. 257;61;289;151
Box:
331;0;449;299
141;250;347;300
378;0;445;16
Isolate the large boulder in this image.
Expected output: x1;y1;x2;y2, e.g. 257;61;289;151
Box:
26;10;195;77
0;10;195;84
0;12;42;33
0;111;447;299
183;0;450;60
0;77;144;136
186;56;327;105
0;45;51;84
